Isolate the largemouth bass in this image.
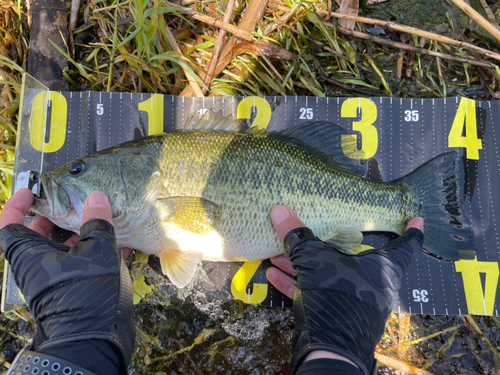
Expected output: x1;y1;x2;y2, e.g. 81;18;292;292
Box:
32;111;476;288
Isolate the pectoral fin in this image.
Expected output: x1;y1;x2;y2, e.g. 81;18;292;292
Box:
155;197;221;234
324;230;364;255
159;250;201;288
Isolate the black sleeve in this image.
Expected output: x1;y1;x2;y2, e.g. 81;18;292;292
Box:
39;339;123;375
295;358;366;375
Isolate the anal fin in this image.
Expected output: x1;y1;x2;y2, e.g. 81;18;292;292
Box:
324;230;364;255
159;250;201;288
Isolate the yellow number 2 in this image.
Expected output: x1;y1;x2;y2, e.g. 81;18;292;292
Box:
448;97;482;160
237;97;272;132
29;91;67;153
231;261;268;304
341;98;378;160
455;258;499;315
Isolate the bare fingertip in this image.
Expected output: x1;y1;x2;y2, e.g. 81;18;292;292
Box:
406;217;424;233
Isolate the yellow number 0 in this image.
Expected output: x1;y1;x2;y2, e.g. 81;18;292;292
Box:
29;91;67;153
341;98;378;160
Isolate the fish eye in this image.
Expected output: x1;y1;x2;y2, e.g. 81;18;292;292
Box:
69;160;85;176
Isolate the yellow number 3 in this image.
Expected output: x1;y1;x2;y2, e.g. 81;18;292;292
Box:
341;98;378;160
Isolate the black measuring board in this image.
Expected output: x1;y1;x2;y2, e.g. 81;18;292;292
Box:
9;86;500;316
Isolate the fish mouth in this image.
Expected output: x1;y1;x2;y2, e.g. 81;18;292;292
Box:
32;174;72;218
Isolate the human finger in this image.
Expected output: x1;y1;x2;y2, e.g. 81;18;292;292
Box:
0;189;34;229
82;192;113;225
64;234;81;247
270;254;294;276
29;215;55;237
266;267;294;299
378;225;424;270
270;205;307;243
406;217;424;232
122;247;132;260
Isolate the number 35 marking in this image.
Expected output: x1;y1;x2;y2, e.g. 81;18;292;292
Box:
413;289;429;302
404;110;419;122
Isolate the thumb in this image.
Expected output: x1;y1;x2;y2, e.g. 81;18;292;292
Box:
270;205;308;242
82;192;113;225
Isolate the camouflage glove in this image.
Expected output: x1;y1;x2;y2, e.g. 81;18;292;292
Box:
0;218;134;375
284;226;423;375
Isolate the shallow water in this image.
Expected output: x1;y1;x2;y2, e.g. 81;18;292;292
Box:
1;255;499;374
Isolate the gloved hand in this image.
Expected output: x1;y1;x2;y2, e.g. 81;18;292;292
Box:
0;189;134;375
266;205;424;375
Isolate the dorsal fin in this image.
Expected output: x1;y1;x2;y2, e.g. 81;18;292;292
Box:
276;121;368;177
184;110;247;132
183;112;368;177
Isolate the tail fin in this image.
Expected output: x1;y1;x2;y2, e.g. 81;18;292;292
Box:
398;152;476;261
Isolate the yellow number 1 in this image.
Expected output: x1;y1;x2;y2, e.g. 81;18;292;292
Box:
138;94;164;136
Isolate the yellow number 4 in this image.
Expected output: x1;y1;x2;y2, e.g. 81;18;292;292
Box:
448;98;482;160
455;258;499;315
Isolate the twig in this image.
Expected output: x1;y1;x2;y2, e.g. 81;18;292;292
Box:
407;325;461;345
203;0;235;92
336;26;494;69
375;353;438;375
364;53;392;96
164;25;204;97
213;0;268;73
264;10;292;36
320;11;500;61
479;0;500;30
338;0;358;30
181;0;268;95
70;0;81;31
285;25;371;72
165;2;252;41
449;0;500;45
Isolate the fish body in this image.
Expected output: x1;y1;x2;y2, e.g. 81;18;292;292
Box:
32;111;476;287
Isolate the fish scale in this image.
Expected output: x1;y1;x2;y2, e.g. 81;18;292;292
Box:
32;112;475;288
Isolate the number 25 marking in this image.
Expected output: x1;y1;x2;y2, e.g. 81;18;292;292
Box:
299;108;313;120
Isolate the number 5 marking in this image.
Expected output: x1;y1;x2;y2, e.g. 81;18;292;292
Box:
231;261;268;304
29;91;67;153
341;98;378;160
455;258;499;315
